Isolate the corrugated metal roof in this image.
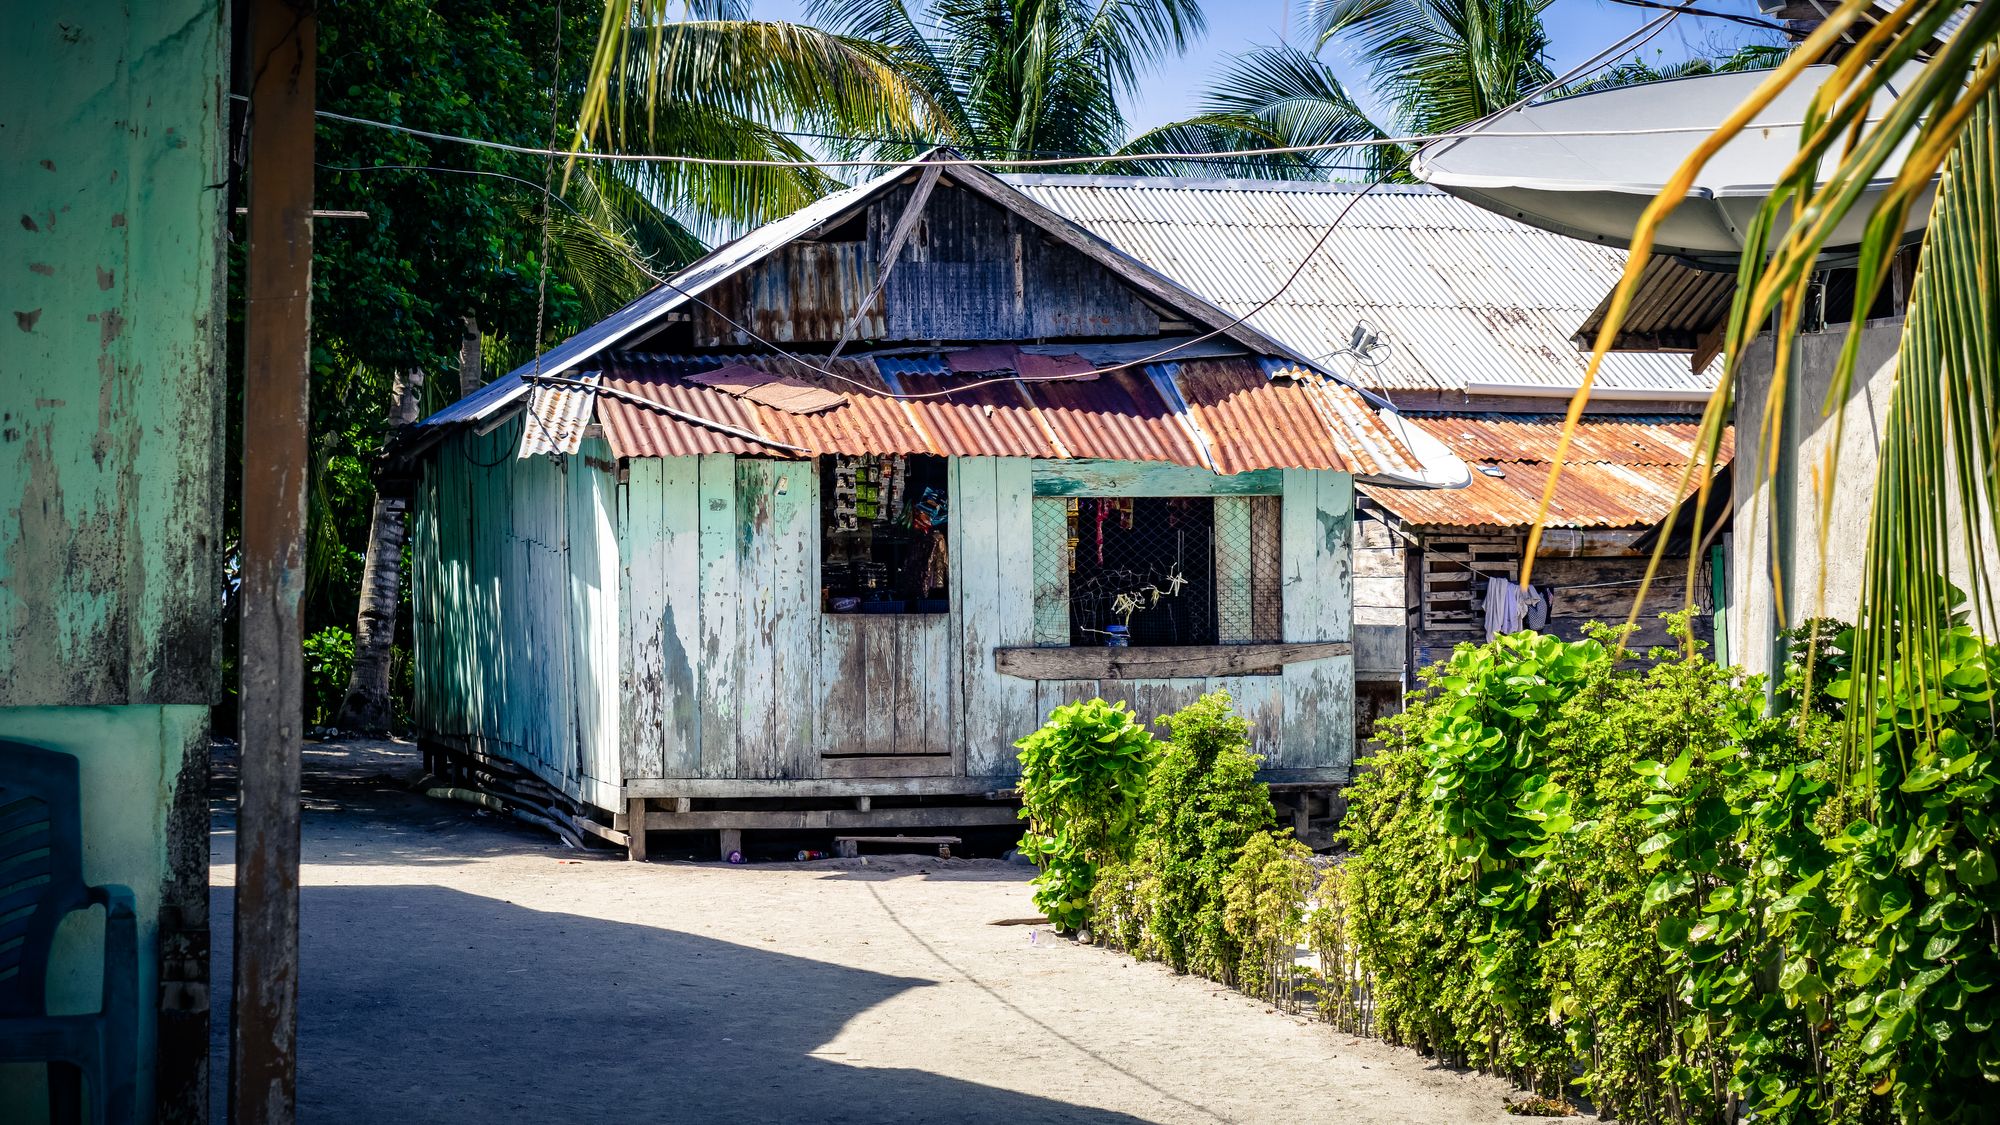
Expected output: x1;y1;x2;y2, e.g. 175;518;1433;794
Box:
586;351;1426;480
1358;414;1732;529
517;373;597;457
1006;174;1715;396
1574;254;1736;356
418;154;1313;433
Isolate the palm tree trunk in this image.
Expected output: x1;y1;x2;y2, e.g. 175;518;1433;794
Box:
458;314;481;399
334;367;423;733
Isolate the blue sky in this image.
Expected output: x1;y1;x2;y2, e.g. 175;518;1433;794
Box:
749;1;1781;134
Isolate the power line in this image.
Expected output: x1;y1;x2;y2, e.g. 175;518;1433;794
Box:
1600;0;1790;34
309;107;1837;172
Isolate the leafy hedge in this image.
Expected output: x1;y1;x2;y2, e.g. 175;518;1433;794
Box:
1022;605;1999;1123
1015;698;1158;932
1333;610;1998;1122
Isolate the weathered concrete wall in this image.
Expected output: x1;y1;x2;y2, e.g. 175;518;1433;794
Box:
1;2;228;705
0;706;208;1121
1731;319;2000;678
0;3;228;1121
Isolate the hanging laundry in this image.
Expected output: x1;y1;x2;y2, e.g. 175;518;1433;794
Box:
1483;577;1547;640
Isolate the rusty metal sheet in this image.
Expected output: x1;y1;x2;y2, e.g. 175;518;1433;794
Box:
1030;368;1206;465
1360;413;1732;529
877;356;1059;459
1411;414;1734;466
584;351;1427;475
517;374;597;457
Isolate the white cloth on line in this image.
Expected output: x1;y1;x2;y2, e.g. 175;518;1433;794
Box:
1484;577;1546;640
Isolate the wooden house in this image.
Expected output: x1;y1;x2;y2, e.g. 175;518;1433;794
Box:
1002;176;1732;738
400;155;1467;857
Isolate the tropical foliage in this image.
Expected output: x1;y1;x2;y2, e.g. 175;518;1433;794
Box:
802;0;1205;161
1090;692;1273;977
578;0;952;232
1127;0;1557;180
1015;697;1159;931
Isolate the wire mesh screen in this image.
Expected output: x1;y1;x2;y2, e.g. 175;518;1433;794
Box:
1032;494;1285;647
1066;497;1217;646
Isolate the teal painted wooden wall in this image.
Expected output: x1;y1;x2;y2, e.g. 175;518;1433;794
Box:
0;2;229;1118
411;421;622;809
416;448;1357;807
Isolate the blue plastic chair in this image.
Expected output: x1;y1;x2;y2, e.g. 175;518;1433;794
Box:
0;739;138;1124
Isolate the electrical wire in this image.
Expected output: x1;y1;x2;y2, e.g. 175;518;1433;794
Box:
1600;0;1791;34
315;105;1841;170
512;3;1696;406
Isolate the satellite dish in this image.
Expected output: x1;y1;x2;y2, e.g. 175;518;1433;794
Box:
1324;321;1390;367
1412;63;1934;263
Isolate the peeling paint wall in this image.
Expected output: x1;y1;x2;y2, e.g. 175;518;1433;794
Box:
414;448;1358;807
0;3;228;1122
1;2;227;704
1733;320;2000;677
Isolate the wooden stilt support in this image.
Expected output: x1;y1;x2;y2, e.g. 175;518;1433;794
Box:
718;828;743;862
626;798;648;862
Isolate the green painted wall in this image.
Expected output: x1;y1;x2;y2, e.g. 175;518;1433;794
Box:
1;3;228;1121
415;449;1357;803
0;707;208;1121
410;423;624;809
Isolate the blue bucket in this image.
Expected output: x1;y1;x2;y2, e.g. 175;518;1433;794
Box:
1104;624;1130;647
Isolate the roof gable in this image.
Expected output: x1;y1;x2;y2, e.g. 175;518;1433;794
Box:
419;153;1308;433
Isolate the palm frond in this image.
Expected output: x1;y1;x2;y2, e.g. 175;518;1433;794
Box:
579;9;950;219
1525;0;2000;796
1121;46;1405;180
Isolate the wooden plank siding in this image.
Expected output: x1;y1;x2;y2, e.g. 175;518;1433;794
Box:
410;420;623;810
417;444;1359;813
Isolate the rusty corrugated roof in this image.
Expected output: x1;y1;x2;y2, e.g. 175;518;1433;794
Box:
586;350;1425;478
1359;414;1732;530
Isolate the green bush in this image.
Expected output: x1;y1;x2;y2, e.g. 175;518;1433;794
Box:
303;626;355;727
1015;697;1157;932
1320;601;1999;1123
1222;829;1316;1008
1124;691;1274;978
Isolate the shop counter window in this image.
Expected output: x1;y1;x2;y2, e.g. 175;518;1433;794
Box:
819;453;951;613
1032;495;1282;647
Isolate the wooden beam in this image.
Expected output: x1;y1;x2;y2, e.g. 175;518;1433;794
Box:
1030;460;1282;497
821;754;953;779
622;776;1013;800
233;3;314;1122
642;806;1024;832
626;798;648;861
992;641;1353;681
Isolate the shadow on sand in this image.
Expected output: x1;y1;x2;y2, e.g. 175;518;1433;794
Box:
208;883;1150;1124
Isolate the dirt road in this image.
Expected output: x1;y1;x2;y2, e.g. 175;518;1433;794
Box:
209;741;1530;1124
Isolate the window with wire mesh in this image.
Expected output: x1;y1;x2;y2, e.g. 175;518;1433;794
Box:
1032;495;1282;647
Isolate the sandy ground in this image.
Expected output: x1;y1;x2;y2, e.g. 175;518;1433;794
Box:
208;740;1537;1124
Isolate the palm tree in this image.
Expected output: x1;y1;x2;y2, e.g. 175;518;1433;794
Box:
577;0;954;223
796;0;1206;162
1126;0;1555;180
